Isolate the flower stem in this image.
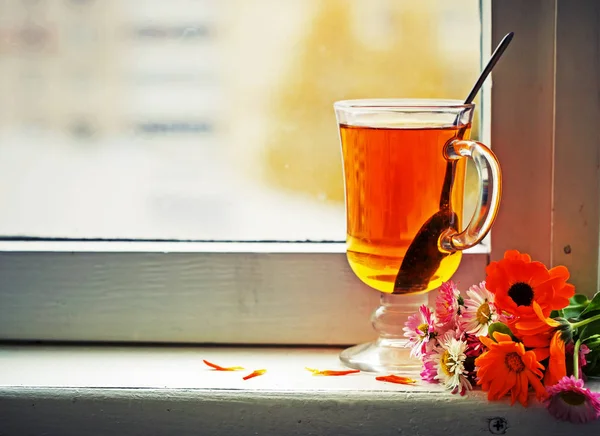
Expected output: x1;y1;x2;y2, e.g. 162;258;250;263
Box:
569;312;600;330
573;338;582;380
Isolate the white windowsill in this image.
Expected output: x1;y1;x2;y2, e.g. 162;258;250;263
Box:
1;345;599;435
0;240;490;254
0;345;426;391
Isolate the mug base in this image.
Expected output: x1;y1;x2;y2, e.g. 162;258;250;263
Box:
339;338;421;373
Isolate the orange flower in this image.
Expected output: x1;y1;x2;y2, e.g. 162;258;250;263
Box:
486;250;574;322
475;331;548;406
518;328;555;348
510;301;562;348
543;331;567;387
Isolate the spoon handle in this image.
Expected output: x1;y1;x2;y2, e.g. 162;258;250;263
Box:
464;31;514;105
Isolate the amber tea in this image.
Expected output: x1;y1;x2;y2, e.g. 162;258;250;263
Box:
340;123;469;294
334;98;501;372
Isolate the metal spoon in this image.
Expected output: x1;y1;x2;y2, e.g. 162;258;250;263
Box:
393;32;514;293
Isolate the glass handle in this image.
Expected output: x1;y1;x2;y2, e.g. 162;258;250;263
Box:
440;139;502;252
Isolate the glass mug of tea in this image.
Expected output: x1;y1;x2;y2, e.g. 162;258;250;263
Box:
334;99;501;372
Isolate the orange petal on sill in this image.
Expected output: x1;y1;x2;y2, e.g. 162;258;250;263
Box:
243;369;267;380
375;375;417;385
305;367;361;376
202;359;245;371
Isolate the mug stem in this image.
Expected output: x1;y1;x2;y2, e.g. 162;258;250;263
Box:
372;293;427;343
339;292;428;372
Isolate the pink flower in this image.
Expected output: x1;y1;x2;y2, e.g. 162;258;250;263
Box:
566;343;591;379
459;281;499;336
420;348;439;383
545;376;600;423
435;281;461;332
464;333;484;358
403;304;436;358
581;344;591;363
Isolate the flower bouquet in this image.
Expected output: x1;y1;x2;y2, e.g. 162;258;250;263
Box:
404;250;600;423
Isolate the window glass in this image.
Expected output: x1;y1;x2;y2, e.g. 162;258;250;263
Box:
0;0;482;241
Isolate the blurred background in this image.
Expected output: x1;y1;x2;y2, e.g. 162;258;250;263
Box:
0;0;482;241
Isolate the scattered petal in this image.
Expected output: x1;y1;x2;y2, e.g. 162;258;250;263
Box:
305;367;360;376
375;375;417;385
243;369;267;380
203;359;244;371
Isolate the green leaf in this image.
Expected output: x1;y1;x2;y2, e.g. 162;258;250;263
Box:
579;292;600;317
580;319;600;345
581;310;600;323
581;334;600;351
488;322;518;342
572;294;589;305
562;294;590;319
582;334;600;343
584;338;600;350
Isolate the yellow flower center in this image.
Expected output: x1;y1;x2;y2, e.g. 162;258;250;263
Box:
440;350;454;377
417;323;429;335
476;302;491;325
504;352;525;373
560;391;586;406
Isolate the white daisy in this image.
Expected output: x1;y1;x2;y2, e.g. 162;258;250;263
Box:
432;330;472;395
460;281;499;336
